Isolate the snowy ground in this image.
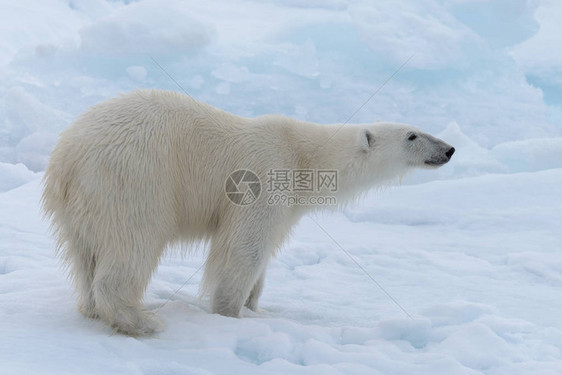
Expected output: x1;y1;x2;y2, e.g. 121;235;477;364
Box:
1;169;561;375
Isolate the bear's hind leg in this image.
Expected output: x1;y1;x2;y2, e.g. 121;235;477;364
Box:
66;235;97;319
92;242;164;336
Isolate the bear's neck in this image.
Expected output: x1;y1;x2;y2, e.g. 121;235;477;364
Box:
289;121;354;170
289;121;370;201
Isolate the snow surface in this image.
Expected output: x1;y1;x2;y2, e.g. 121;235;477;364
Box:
1;0;562;175
1;0;562;374
1;171;562;374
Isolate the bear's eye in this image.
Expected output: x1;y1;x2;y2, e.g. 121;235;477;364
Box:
408;134;417;141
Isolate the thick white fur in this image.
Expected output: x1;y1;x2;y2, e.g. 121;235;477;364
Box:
42;89;453;335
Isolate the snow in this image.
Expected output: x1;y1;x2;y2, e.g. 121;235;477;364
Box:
1;0;561;172
0;162;39;192
1;171;562;374
1;0;562;374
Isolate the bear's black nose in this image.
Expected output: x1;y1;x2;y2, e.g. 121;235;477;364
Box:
445;147;455;160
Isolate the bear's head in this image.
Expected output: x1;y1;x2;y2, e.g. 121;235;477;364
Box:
355;123;454;183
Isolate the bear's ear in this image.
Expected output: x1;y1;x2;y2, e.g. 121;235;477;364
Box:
359;129;374;151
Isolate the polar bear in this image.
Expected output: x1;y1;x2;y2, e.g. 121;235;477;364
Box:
42;89;454;335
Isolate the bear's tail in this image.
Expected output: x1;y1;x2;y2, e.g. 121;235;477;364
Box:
40;154;74;255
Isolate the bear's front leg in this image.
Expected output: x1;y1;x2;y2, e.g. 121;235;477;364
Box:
208;243;270;317
204;208;274;317
245;271;266;312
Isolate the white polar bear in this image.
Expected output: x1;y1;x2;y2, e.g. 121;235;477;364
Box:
42;89;454;335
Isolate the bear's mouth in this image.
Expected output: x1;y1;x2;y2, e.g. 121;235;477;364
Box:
424;159;448;167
